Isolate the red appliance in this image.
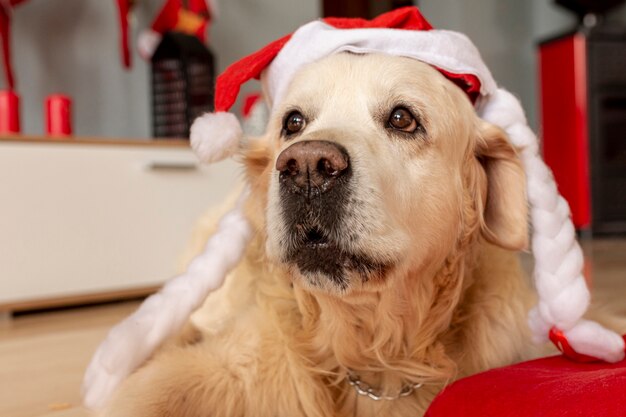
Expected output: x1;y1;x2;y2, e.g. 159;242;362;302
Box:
539;28;626;234
539;34;591;229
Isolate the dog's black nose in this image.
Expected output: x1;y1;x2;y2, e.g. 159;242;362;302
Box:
276;140;350;196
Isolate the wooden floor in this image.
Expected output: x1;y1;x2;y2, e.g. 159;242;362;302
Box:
1;239;625;417
0;301;140;417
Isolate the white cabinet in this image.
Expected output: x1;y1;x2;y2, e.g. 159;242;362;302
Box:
0;138;239;311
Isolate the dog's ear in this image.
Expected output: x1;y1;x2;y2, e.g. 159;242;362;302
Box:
475;121;528;251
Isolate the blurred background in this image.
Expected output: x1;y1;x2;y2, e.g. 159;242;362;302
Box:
6;0;626;137
1;3;625;416
2;0;625;312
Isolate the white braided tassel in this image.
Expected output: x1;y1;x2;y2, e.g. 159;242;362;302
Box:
479;89;625;363
81;187;253;410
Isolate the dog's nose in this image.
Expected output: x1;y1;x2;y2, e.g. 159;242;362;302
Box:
276;140;350;195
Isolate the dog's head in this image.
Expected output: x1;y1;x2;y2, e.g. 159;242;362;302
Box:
244;53;527;294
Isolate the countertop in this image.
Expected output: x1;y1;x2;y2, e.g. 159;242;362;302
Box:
0;135;190;148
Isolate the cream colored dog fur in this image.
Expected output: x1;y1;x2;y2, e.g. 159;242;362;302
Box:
102;53;537;417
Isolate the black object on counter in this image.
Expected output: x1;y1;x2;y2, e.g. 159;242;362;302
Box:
151;32;215;139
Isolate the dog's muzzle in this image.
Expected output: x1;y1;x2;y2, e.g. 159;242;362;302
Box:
274;140;387;289
275;140;355;284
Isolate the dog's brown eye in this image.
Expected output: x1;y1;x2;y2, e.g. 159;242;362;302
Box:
388;107;418;133
284;111;306;135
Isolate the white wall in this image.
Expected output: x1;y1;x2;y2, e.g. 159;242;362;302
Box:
8;0;625;137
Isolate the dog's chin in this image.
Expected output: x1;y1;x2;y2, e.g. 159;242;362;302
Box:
283;240;389;293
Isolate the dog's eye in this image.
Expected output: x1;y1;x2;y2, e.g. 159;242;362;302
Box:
387;107;418;133
283;111;306;135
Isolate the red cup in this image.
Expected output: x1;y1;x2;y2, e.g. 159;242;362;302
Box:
46;94;72;136
0;90;20;134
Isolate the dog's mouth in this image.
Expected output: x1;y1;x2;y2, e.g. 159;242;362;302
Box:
284;225;389;290
303;227;330;248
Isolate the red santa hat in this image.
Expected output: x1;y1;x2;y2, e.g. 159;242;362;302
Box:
190;8;488;162
83;6;624;411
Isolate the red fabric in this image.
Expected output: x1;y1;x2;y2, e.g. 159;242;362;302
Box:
0;0;28;89
214;34;292;111
214;6;481;112
0;8;12;88
242;93;262;118
425;351;626;417
437;69;481;104
116;0;132;68
186;0;211;40
323;6;432;31
151;0;180;35
150;0;211;42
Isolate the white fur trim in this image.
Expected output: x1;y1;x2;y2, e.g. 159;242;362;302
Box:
264;21;497;109
137;29;162;60
190;112;242;163
81;188;253;410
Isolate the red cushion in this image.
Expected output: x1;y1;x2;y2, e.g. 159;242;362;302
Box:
425;355;626;417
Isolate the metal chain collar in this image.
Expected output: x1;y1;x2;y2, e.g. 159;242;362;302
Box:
346;373;423;401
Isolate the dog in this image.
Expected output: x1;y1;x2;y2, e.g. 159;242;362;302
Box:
101;52;536;417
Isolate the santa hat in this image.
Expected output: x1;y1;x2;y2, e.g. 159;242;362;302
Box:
189;8;487;162
82;7;625;411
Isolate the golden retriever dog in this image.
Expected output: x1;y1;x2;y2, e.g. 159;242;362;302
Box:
102;52;536;417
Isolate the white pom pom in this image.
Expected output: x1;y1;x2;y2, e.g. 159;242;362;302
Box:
137;30;162;60
190;112;242;163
